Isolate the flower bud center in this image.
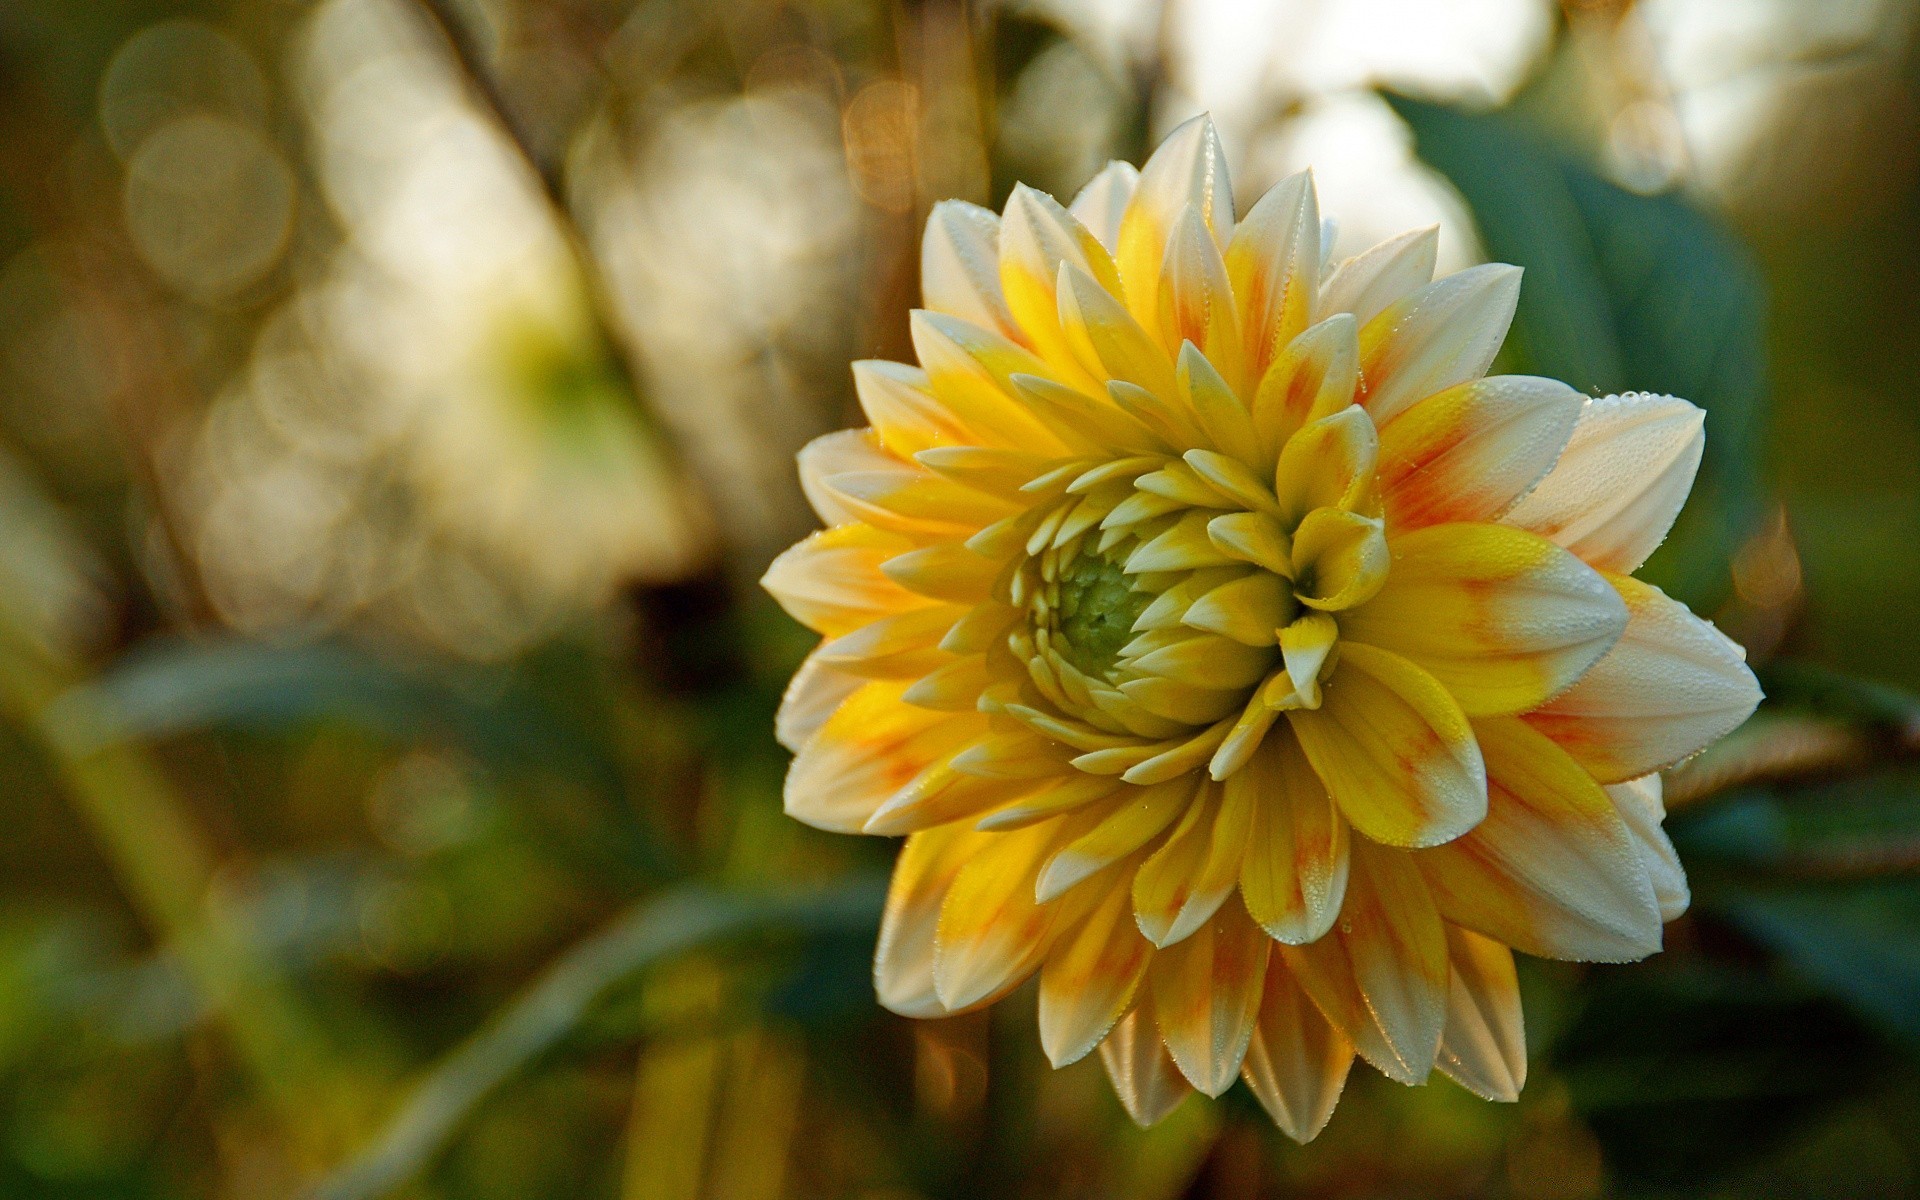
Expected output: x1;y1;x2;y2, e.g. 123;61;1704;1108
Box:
1054;552;1148;680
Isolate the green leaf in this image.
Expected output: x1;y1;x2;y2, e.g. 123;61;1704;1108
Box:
312;875;885;1200
1720;879;1920;1048
1386;93;1770;608
46;639;674;879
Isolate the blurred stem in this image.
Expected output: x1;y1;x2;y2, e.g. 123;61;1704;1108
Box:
311;875;884;1200
411;0;726;558
0;635;365;1167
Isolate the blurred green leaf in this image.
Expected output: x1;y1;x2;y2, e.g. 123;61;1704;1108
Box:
312;874;884;1200
1721;880;1920;1048
47;639;677;878
1388;93;1770;608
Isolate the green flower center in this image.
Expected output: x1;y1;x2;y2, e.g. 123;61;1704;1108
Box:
1055;553;1149;680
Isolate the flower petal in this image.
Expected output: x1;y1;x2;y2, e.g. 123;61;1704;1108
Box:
1524;575;1760;783
1376;375;1583;531
811;603;966;678
1287;642;1487;848
1227;170;1320;387
1342;523;1629;717
1503;392;1705;573
1151;900;1272;1096
1132;777;1252;946
1281;840;1448;1084
1099;994;1194;1126
1316;225;1438;326
1419;717;1664;962
1117;114;1233;335
774;651;863;752
1436;926;1527;1102
920;200;1019;341
1159;209;1243;379
1039;877;1154;1066
1357;264;1522;426
933;818;1069;1011
761;523;926;636
875;822;990;1017
1274;406;1378;526
1069;160;1139;250
1238;733;1350;944
1608;774;1689;921
909;310;1078;452
1290;509;1389;612
784;679;983;832
1000;183;1120;389
1251;313;1359;463
855;360;968;457
1241;955;1354;1143
1056;262;1179;399
1037;779;1191;902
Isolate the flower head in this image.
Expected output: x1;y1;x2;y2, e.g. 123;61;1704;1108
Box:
764;116;1761;1138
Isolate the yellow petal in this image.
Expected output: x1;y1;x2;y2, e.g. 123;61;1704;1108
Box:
1182;448;1280;515
1357;264;1521;426
1502;392;1704;573
875;822;990;1017
1436;926;1526;1102
865;762;1056;836
1280;840;1448;1084
1342;522;1629;716
914;445;1057;501
1241;955;1354;1143
909;309;1077;452
1182;571;1291;647
1206;511;1294;576
1607;774;1689;921
1290;508;1389;612
920;199;1019;340
1238;733;1350;944
999;184;1119;390
1151;900;1272;1096
784;679;983;832
1159;210;1244;381
1126;632;1274;690
1376;375;1583;531
1128;510;1242;573
1227;170;1320;387
1287;642;1486;849
1117;114;1234;335
1098;994;1194;1126
1316;225;1437;326
933;819;1069;1011
1037;778;1192;902
1068;159;1139;250
1524;574;1759;782
1140;772;1257;947
1178;342;1259;463
1277;611;1338;708
1419;717;1664;962
1251;314;1359;463
811;603;965;678
1010;371;1167;455
774;651;862;752
854;360;965;457
879;540;1003;603
1274;406;1379;526
1039;879;1154;1066
761;523;926;636
1056;262;1179;399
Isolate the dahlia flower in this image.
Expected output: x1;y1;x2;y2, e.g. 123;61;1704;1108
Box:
763;116;1760;1139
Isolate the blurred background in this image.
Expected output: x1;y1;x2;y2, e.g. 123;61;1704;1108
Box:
2;0;1920;1196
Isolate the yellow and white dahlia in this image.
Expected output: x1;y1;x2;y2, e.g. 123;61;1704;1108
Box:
763;116;1761;1139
